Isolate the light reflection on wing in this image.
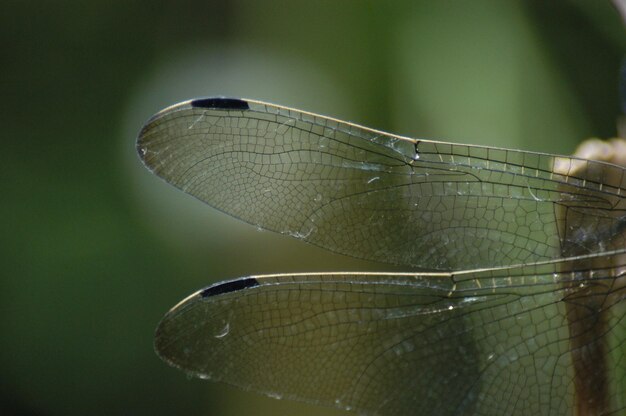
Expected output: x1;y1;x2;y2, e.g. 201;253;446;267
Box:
138;98;626;415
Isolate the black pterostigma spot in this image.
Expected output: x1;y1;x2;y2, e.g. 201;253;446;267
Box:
191;97;250;110
200;278;260;298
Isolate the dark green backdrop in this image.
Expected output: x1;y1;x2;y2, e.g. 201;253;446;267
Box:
2;1;624;415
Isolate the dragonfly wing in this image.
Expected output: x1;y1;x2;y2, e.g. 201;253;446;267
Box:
155;251;626;415
137;98;626;270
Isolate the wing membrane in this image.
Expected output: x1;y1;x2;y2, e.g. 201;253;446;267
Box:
155;249;626;416
137;98;626;270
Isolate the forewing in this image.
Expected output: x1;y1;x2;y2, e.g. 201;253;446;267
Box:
155;250;626;416
137;98;626;270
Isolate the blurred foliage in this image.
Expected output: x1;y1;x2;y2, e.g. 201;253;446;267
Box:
1;1;624;415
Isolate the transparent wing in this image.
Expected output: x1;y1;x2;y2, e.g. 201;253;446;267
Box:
137;98;626;270
155;250;626;416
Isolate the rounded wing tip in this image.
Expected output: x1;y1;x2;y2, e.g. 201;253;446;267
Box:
135;97;250;163
154;277;261;366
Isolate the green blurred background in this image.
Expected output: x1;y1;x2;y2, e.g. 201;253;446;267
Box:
2;1;624;415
